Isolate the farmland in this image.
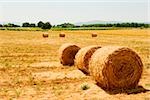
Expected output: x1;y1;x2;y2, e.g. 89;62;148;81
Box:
0;29;150;99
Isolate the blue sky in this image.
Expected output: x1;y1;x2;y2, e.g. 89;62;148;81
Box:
0;0;149;25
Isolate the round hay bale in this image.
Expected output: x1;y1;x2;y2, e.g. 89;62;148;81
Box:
59;43;80;66
59;32;65;37
43;33;48;38
92;33;97;37
89;46;143;90
75;45;101;75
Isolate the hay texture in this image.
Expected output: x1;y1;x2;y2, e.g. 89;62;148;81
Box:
75;45;101;75
59;32;65;37
43;33;48;38
59;43;80;66
92;33;97;37
89;46;143;90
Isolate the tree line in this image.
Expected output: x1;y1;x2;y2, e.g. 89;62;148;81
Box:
81;23;149;28
55;23;149;28
0;22;149;29
0;21;52;29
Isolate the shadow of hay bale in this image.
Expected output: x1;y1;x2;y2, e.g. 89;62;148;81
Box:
96;84;150;95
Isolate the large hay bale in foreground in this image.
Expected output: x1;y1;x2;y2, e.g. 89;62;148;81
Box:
59;32;65;37
92;33;97;37
75;45;101;75
59;43;80;66
43;33;49;38
89;46;143;90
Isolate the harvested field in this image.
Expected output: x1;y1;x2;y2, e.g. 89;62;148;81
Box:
0;29;150;99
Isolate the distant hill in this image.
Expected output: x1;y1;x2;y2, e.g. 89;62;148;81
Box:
74;20;150;26
75;20;122;26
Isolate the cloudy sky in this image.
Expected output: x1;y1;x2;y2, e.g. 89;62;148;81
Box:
0;0;149;25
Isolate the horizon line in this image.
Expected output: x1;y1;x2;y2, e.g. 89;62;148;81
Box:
0;0;148;3
0;21;150;25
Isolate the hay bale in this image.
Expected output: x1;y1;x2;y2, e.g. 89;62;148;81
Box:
92;33;97;37
89;46;143;90
59;32;65;37
75;45;101;75
43;33;48;38
59;43;80;66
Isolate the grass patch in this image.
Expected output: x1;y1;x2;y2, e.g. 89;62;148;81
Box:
81;84;90;90
0;27;44;31
145;84;150;87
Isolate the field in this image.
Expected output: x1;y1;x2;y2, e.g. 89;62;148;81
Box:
0;29;150;100
0;27;122;31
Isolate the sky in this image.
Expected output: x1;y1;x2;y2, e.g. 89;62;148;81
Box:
0;0;149;25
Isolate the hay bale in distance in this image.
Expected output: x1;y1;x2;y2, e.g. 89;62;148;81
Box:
75;45;101;75
92;33;97;37
59;43;80;66
89;46;143;90
43;32;49;38
59;32;65;37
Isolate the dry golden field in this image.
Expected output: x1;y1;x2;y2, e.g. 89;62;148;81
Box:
0;29;150;100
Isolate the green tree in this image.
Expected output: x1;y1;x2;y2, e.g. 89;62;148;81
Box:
30;23;36;27
56;23;75;28
3;23;20;27
41;22;52;29
37;21;44;27
22;22;30;27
